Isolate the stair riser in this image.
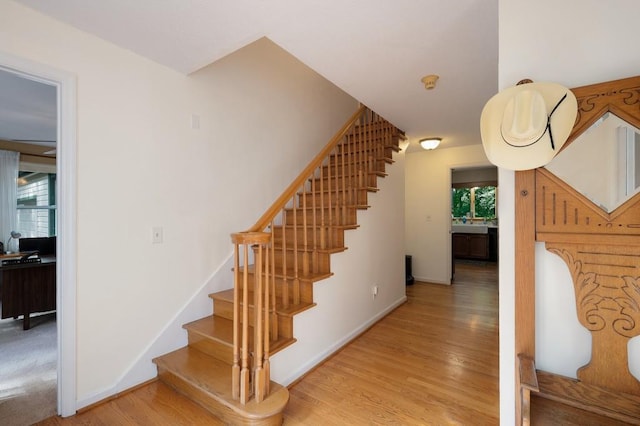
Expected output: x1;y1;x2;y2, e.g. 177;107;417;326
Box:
213;298;294;339
330;159;392;176
316;160;387;178
329;145;393;164
310;174;379;189
187;327;286;366
273;278;314;304
236;274;315;305
187;331;232;364
284;208;358;227
341;142;400;157
297;189;368;207
345;133;401;148
328;150;390;165
157;369;284;426
272;250;331;275
272;226;346;249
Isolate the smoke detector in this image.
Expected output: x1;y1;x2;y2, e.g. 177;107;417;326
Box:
421;74;439;90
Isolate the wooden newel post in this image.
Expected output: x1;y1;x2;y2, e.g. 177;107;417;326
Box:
230;231;271;404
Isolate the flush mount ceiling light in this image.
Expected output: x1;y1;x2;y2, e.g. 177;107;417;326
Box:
421;74;439;90
419;138;441;150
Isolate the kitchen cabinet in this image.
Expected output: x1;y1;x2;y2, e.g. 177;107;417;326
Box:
452;233;489;260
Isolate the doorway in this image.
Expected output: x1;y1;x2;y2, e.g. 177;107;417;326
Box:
0;53;77;418
450;166;498;281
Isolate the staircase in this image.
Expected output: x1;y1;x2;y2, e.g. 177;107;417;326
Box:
153;105;404;425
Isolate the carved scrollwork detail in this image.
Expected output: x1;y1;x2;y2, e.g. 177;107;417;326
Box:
548;248;640;338
575;95;599;124
617;276;640;337
574;85;640;132
577;94;601;113
548;248;604;331
620;85;640;107
580;280;606;331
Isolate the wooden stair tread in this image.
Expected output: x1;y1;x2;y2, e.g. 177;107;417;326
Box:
272;223;360;231
273;268;332;282
211;289;317;317
341;141;402;153
313;168;384;177
271;245;347;254
276;302;317;317
154;347;289;420
328;154;394;164
314;169;386;178
298;186;379;194
536;370;640;424
236;264;333;282
283;205;369;213
289;206;371;211
183;315;296;355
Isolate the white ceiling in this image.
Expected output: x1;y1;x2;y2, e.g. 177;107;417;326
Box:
8;0;498;153
0;68;56;146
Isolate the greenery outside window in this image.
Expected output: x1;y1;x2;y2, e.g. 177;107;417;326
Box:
452;184;496;220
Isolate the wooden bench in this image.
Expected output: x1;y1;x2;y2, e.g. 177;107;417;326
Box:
519;355;640;425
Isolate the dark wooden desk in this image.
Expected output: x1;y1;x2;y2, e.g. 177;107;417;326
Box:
0;255;56;330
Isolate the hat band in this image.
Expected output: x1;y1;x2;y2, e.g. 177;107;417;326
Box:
500;93;568;150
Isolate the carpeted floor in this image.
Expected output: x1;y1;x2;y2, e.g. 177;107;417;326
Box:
0;311;57;426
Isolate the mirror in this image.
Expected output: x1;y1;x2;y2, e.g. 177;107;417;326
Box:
545;112;640;212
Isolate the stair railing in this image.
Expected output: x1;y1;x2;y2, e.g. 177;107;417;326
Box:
230;104;400;405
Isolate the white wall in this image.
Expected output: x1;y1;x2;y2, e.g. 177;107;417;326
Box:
272;152;407;385
498;0;640;423
405;144;491;284
1;1;384;409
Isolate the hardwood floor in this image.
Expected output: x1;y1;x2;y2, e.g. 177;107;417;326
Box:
284;261;499;425
37;262;500;425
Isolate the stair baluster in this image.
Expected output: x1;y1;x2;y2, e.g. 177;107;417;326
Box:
280;211;289;310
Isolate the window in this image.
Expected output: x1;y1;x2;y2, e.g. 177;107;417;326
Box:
452;185;496;219
17;171;56;237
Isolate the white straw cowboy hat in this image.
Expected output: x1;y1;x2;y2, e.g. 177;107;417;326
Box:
480;81;577;171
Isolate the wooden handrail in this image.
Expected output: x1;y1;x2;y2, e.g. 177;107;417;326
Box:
249;105;367;233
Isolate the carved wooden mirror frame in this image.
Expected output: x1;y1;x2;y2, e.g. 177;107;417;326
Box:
514;75;640;422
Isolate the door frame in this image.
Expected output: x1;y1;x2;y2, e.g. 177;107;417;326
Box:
0;51;78;417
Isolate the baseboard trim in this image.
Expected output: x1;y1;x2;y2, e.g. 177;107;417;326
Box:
413;275;451;285
278;294;407;388
76;378;158;414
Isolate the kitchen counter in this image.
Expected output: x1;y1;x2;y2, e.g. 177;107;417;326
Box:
451;223;498;234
